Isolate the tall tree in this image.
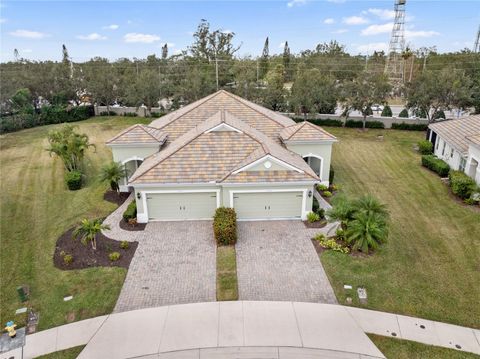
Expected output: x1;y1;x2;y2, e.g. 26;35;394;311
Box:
341;71;392;128
84;57;118;112
405;68;473;122
262;64;286;111
259;37;269;79
161;43;168;59
282;41;291;81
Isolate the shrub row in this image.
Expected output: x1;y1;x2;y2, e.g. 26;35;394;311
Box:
391;122;428;131
421;155;450;177
418;140;433;155
291;117;343;127
99;111;117;116
64;170;82;190
123;201;137;221
448;171;476;199
0;105;94;134
213;207;237;245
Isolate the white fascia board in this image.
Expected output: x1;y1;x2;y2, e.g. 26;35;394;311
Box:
107;143;162;148
232;154;304;174
130;182;220;188
284;139;337;145
205;123;243;134
221;181;318;187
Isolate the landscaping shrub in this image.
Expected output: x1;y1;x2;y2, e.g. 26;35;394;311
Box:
317;184;328;191
449;171;476;199
291;117;343;127
99;111;116;116
398;109;409;118
345;119;363;128
213;207;237;245
365;121;385;129
418;140;433;155
312;196;319;214
318;208;325;219
381;105;393;117
421;155;450;177
150;112;163;118
120;240;129;249
323;190;332;197
122;201;137;222
64;170;82;190
307;212;320;223
414;108;427;118
464;198;475;205
123;112;138;117
329;165;335;184
109;252;121;261
432;110;446;120
314;233;349;254
63;254;73;264
391;122;428;131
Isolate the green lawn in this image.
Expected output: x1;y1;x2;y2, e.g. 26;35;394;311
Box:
35;345;85;359
0;116;150;330
369;335;479;359
321;127;480;329
217;245;239;301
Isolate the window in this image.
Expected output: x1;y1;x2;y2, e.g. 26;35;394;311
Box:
436;138;440;150
442;142;446;156
450;148;454;158
459;157;467;172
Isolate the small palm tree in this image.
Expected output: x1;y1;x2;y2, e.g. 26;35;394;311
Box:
326;195;355;229
73;218;110;250
353;194;389;219
100;162;127;192
345;212;388;253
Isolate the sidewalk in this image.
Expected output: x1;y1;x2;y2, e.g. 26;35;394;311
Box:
1;302;479;359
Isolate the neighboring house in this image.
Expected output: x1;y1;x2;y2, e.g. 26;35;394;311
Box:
427;114;480;185
106;90;337;223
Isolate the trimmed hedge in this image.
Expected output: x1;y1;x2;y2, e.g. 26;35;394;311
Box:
123;200;137;221
432;110;446;120
213;207;237;246
345;119;364;128
123;112;138;117
64;170;82;190
421;155;450;177
391;122;428;131
398;109;409;118
99;111;116;116
0;105;94;134
381;105;393;117
448;171;476;199
329;165;335;184
418;140;433;155
291;117;343;127
365;121;385;129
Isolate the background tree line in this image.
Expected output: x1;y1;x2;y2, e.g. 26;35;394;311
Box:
1;19;479;130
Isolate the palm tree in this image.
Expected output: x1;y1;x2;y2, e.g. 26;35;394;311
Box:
100;161;127;192
73;218;110;250
326;195;355;229
345;212;388;253
353;194;389;219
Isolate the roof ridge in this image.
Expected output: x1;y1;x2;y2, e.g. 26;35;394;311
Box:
142;125;164;142
287;121;307;140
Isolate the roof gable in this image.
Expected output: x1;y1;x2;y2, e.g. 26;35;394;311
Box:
106;124;167;145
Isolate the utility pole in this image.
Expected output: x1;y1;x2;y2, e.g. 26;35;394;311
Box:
215;50;219;91
474;24;480;53
385;0;406;82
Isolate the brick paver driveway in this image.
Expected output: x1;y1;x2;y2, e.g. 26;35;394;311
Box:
236;221;337;304
113;220;216;312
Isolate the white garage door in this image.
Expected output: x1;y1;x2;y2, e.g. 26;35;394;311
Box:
233;191;304;220
146;192;217;220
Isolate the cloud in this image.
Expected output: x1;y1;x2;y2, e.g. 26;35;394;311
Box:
361;23;393;36
324;18;335;24
0;18;6;24
124;32;160;43
287;0;306;7
365;8;395;20
77;33;107;41
103;24;119;30
342;16;369;25
9;29;49;39
356;42;388;54
332;29;348;34
405;30;439;38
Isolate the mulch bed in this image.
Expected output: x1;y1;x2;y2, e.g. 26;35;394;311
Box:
119;219;147;231
311;238;326;255
103;190;130;206
303;220;328;228
53;228;138;270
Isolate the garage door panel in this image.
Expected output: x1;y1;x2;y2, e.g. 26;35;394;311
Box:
234;192;303;220
147;192;217;221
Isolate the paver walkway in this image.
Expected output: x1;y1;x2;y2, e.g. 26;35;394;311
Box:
105;197;217;312
3;302;479;359
236;221;338;303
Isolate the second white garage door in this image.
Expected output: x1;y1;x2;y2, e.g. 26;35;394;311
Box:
146;192;217;220
233;191;304;220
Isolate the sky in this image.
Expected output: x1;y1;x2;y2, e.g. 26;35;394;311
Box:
0;0;479;62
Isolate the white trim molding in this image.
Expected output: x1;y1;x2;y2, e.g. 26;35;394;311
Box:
229;188;309;220
121;156;145;165
302;153;324;181
232;155;304;174
205;123;243;134
138;189;221;223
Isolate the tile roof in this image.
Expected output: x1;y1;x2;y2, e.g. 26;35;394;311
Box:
429;115;480;154
279;121;337;142
466;133;480;147
129;110;318;185
106;124;167;145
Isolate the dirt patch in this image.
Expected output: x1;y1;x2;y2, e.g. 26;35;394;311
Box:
119;218;147;231
311;238;326;255
304;220;327;228
54;228;138;270
103;190;130;206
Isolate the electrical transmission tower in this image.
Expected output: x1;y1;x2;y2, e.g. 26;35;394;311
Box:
474;25;480;53
385;0;406;81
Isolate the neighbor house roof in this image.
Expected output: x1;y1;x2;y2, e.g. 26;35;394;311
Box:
279;121;337;143
429;115;480;154
129;110;318;185
106;124;167;145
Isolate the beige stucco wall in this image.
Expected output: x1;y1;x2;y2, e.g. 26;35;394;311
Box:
109;145;160;164
467;144;480;185
286;143;333;184
433;136;463;171
246;160;289;171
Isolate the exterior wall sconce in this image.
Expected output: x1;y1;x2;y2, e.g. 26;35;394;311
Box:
137;192;141;200
308;190;312;198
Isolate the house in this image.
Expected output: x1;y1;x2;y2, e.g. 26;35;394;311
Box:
427;114;480;184
106;90;337;222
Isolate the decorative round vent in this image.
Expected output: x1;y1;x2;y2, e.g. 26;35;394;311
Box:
264;161;272;169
